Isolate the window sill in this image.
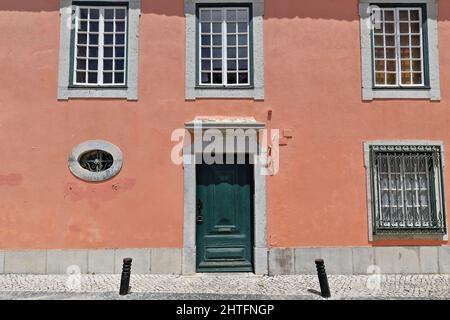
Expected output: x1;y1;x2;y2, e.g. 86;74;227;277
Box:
58;86;137;100
186;86;264;100
372;232;448;241
362;87;440;101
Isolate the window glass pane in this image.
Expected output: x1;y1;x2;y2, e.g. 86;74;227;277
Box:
201;23;211;33
116;22;125;32
76;72;86;83
80;8;88;19
386;73;396;85
201;48;211;58
105;22;114;32
116;47;125;58
238;72;249;84
104;9;114;20
103;72;113;84
212;23;222;33
212;35;222;46
237;23;247;33
201;36;211;46
238;47;248;58
201;60;211;71
89;34;98;45
104;59;113;70
88;59;98;71
227;48;236;59
227;23;236;33
78;34;87;44
238;60;248;70
116;34;125;45
227;60;237;71
116;9;126;19
77;46;87;57
89;46;98;57
104;34;114;45
115;59;125;71
227;35;236;45
237;10;248;22
77;59;86;70
213;48;222;58
238;35;248;46
226;10;236;22
212;73;222;84
90;9;99;19
200;10;211;22
212;60;222;71
201;72;211;84
104;47;113;58
211;10;222;21
227;73;237;84
79;21;88;31
89;21;99;32
88;72;98;83
115;72;124;84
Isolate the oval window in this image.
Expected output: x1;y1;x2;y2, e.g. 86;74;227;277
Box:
79;150;114;172
68;140;123;182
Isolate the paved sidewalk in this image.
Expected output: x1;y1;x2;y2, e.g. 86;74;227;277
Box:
0;274;449;300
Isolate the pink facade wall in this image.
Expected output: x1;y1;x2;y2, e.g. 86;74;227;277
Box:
0;0;449;250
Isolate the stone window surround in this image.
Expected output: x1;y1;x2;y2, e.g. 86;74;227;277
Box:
184;0;265;100
182;120;268;275
68;140;123;182
57;0;141;100
363;140;448;242
359;0;440;101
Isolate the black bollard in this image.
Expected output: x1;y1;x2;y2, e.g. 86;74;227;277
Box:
315;259;331;298
119;257;132;295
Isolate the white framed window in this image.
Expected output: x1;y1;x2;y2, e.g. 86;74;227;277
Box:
185;0;265;101
358;0;440;101
74;6;128;86
198;7;250;87
58;0;141;100
372;7;425;87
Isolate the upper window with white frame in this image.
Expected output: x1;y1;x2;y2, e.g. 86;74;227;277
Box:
57;0;140;100
184;0;265;101
372;6;425;87
358;0;440;101
198;7;251;87
73;6;127;86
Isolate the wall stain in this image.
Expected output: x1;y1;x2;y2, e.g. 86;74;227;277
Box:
0;174;22;186
64;178;136;208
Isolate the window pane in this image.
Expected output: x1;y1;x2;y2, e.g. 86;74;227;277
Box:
212;60;222;71
212;72;222;84
212;23;222;33
212;35;222;46
238;47;248;58
201;35;211;46
211;10;222;21
80;8;88;19
386;73;396;85
114;72;124;84
77;59;86;70
213;48;222;58
90;9;99;19
412;73;422;84
201;72;211;84
89;46;98;58
116;34;125;45
238;60;248;70
227;23;236;33
116;47;125;58
200;10;211;22
116;22;125;32
103;72;113;84
89;34;98;45
89;21;99;32
77;46;87;57
238;72;249;84
104;34;114;45
116;9;126;19
227;60;237;71
237;10;248;22
105;22;114;32
238;35;248;46
76;72;86;83
227;48;236;59
88;72;98;83
105;9;114;20
88;59;98;71
115;59;125;71
104;47;113;58
227;72;237;84
201;60;211;71
226;10;236;22
202;48;211;58
201;23;211;33
78;34;87;44
104;59;113;70
375;72;385;85
227;35;236;45
237;23;247;33
79;21;88;32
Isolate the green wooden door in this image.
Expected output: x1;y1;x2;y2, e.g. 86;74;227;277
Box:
196;160;253;272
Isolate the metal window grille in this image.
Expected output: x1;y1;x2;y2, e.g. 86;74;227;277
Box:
372;7;425;87
74;6;127;86
371;145;446;234
198;7;250;86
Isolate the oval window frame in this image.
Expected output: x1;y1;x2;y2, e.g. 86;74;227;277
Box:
68;140;123;182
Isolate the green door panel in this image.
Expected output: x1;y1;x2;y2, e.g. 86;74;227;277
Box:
196;160;254;272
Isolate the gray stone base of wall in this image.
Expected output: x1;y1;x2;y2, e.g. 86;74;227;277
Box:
1;246;449;275
269;247;450;275
0;248;181;275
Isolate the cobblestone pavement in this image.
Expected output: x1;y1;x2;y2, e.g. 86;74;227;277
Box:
0;274;449;300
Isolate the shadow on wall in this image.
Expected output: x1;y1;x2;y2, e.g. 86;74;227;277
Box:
1;0;450;21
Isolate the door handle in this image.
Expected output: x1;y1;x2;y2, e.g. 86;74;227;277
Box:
196;199;203;224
